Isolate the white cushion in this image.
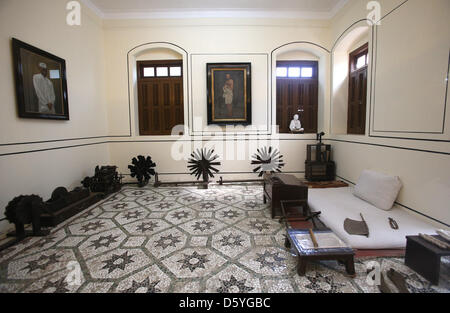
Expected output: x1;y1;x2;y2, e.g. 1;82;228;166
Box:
353;170;402;211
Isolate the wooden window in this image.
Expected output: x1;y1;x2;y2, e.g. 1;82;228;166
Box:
347;43;368;135
137;60;184;135
276;60;318;134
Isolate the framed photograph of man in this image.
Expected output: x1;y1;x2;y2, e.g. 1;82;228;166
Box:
12;38;69;120
207;63;251;125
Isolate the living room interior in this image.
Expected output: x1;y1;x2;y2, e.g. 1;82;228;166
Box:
0;0;449;296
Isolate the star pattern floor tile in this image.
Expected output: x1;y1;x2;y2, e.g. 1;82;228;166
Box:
0;185;448;293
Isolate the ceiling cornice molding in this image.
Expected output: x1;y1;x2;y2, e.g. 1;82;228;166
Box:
330;0;350;17
101;10;333;20
81;0;105;18
81;0;349;21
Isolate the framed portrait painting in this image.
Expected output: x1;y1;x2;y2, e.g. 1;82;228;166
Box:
12;38;69;120
207;63;252;125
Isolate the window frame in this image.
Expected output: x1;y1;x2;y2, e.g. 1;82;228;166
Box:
276;60;318;80
137;59;184;136
349;43;369;73
138;59;184;80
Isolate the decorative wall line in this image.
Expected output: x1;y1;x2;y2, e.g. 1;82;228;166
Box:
371;1;448;135
155;171;305;176
2;137;450;157
0;141;108;157
326;138;450;156
0;135;126;147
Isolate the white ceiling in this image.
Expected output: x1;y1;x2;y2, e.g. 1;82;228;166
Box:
83;0;349;19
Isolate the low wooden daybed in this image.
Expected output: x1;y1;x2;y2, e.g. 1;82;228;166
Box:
308;187;438;250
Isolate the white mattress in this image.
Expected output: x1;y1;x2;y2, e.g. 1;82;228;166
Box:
308;187;437;249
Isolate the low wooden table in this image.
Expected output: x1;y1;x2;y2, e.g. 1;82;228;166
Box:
286;229;356;277
405;235;450;285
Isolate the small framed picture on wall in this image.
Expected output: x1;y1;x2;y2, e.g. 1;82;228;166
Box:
12;38;69;120
207;63;252;125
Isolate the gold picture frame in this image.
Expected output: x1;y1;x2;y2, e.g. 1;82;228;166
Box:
207;63;251;125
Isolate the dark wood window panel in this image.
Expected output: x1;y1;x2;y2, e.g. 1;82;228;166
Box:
137;60;184;136
347;43;368;135
276;60;318;134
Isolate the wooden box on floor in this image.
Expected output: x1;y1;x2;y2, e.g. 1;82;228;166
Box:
263;173;308;219
40;193;103;227
405;235;450;285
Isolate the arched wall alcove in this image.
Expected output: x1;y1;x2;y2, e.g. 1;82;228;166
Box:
271;42;330;136
127;42;189;137
330;21;371;135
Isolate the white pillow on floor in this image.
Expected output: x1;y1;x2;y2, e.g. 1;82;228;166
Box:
353;170;402;211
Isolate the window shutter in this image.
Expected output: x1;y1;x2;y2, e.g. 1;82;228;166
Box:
137;60;184;135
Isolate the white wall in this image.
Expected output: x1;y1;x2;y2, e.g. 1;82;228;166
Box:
328;0;450;226
190;53;269;133
277;50;319;61
0;0;110;234
1;0;448;235
103;17;332;181
371;0;449;137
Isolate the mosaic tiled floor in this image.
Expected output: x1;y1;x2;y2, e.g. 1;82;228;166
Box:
0;185;448;293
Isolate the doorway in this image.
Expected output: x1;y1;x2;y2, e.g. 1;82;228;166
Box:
347;43;368;135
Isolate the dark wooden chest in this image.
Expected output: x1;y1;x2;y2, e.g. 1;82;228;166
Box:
263;173;308;219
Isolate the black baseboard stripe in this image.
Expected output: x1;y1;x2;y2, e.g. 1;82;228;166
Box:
336;175;449;227
327;139;450;156
1;138;317;157
394;202;449;228
0;135;128;147
3;137;449;157
156;171;305;175
109;138;317;143
368;135;450;143
0;141;108;157
336;175;355;185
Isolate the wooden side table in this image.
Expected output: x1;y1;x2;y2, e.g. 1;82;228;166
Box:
405;235;450;285
286;229;356;277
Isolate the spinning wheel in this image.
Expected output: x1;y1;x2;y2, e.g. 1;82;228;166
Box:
251;146;285;177
188;148;221;188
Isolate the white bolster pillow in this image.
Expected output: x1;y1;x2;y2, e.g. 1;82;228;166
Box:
353;170;403;211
